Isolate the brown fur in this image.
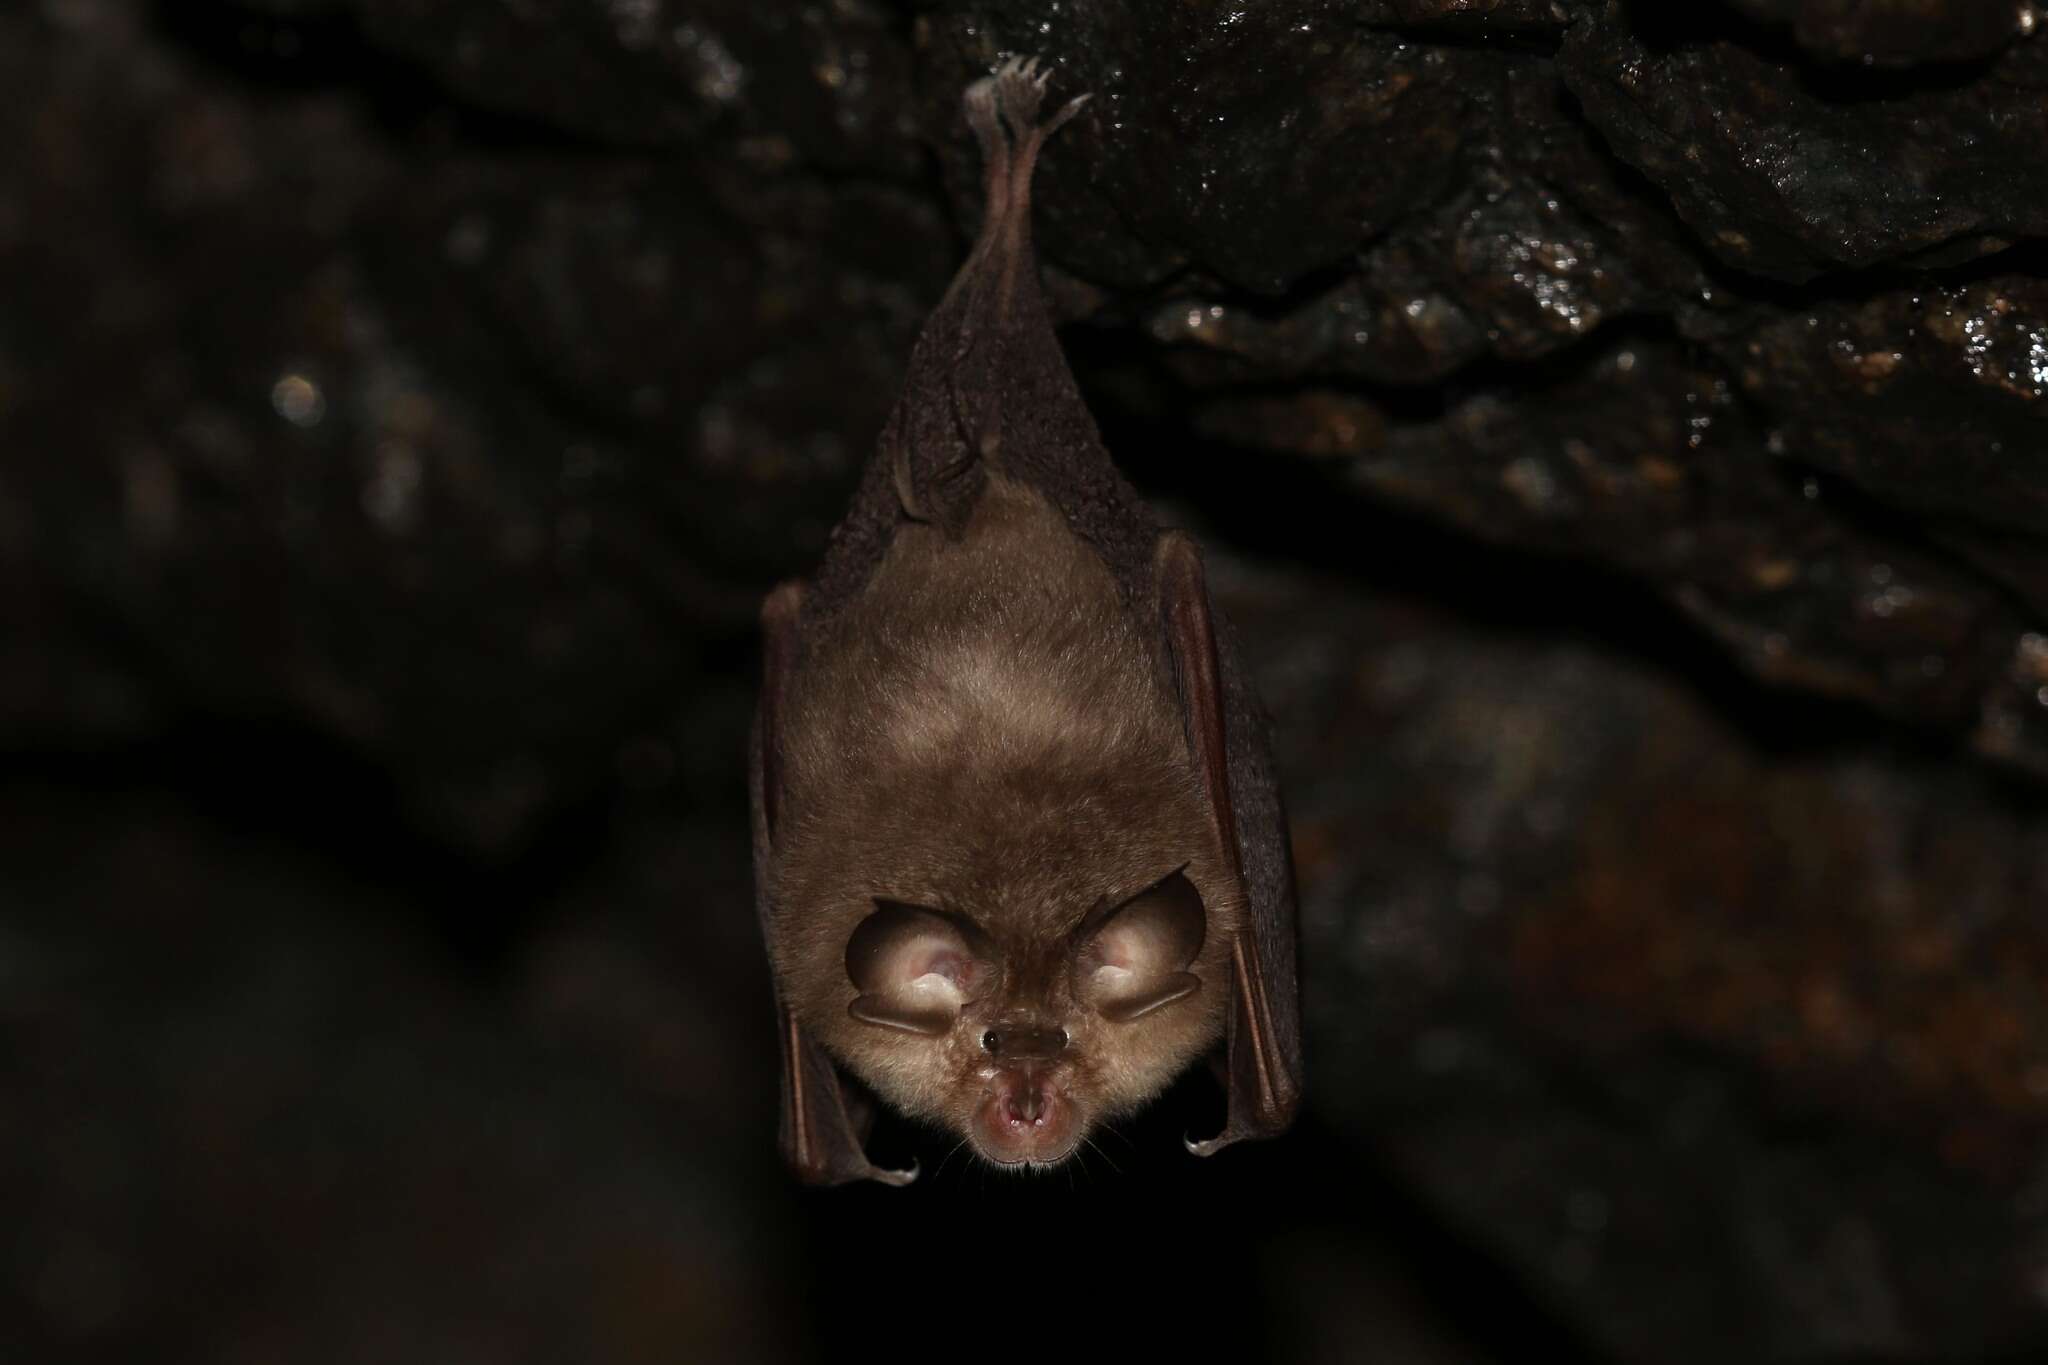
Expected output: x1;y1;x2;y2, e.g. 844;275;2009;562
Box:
753;60;1299;1183
766;475;1242;1148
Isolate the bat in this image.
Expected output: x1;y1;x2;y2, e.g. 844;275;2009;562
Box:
748;56;1301;1184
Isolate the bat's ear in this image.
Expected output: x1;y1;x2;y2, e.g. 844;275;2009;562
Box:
1154;533;1304;1156
1074;868;1205;1023
845;901;997;1036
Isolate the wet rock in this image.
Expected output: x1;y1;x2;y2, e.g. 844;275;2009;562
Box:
358;0;922;173
1227;564;2048;1364
13;0;2048;1359
916;3;1474;292
1725;277;2048;539
1562;4;2048;281
1716;0;2034;66
0;1;946;850
1133;56;1712;385
1705;275;2048;767
1184;335;2011;737
21;0;2044;813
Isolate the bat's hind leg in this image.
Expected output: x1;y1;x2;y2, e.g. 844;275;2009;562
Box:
984;55;1053;141
892;56;1091;534
939;55;1089;325
963;56;1090;276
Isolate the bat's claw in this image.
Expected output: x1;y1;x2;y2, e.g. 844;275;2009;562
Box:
997;53;1050;92
871;1159;919;1187
992;54;1050;132
1184;1131;1225;1159
962;53;1091;174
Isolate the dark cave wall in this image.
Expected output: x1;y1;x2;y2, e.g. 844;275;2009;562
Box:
6;2;2048;1361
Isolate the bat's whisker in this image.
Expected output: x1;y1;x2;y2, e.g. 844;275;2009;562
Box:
1083;1134;1121;1176
933;1136;971;1181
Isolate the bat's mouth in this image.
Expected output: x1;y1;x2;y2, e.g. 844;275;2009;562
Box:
970;1069;1081;1167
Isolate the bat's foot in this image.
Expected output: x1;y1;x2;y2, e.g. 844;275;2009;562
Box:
953;53;1090;290
991;54;1052;134
963;54;1091;160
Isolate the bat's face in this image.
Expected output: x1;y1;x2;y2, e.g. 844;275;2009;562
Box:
838;869;1214;1168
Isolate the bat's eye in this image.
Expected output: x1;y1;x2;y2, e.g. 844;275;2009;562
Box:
845;901;998;1037
1055;1028;1068;1049
981;1029;998;1053
1075;869;1206;1023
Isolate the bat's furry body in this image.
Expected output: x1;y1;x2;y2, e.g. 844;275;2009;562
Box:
750;59;1300;1184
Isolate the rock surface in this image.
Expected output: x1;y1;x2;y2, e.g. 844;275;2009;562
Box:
7;0;2048;1360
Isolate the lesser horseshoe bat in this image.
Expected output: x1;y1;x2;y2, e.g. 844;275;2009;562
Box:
749;57;1301;1184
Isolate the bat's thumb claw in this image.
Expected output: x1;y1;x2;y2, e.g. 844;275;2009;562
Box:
1046;91;1092;138
1183;1131;1227;1159
872;1159;920;1187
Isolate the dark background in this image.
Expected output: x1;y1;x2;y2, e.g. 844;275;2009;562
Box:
9;1;2048;1360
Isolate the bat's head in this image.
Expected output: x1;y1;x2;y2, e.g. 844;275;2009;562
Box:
838;865;1217;1168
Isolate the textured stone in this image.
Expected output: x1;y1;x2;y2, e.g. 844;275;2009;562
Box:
0;0;944;849
1242;566;2048;1363
1718;0;2034;66
12;0;2048;1359
916;3;1474;292
1563;5;2048;281
359;0;922;172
